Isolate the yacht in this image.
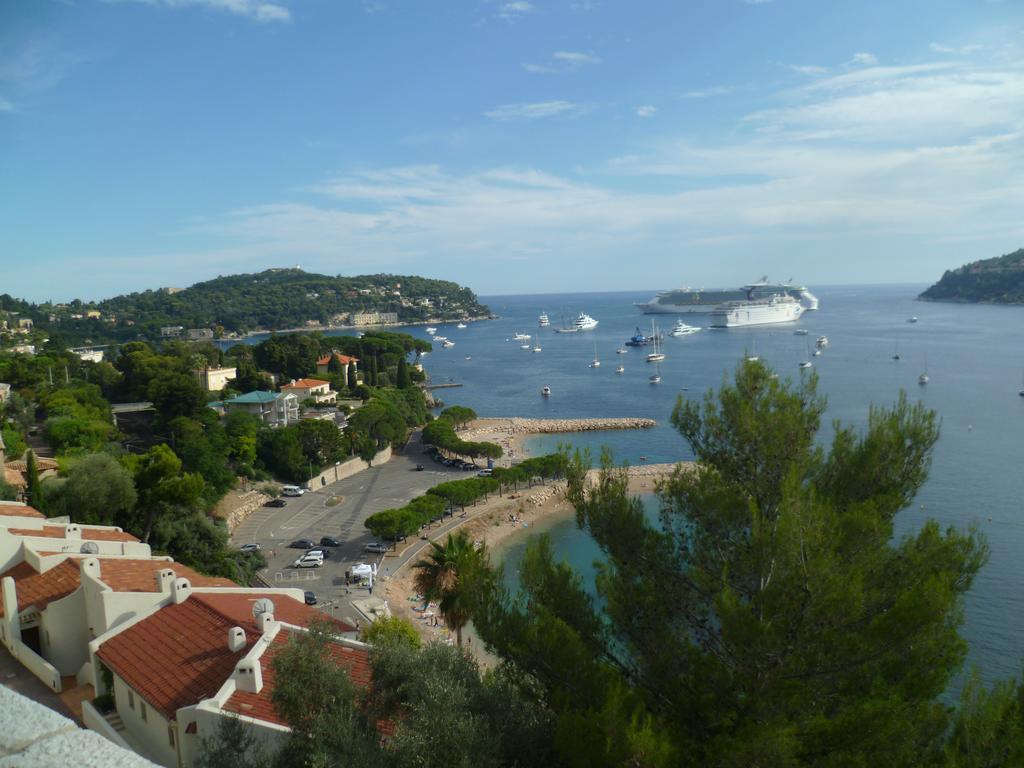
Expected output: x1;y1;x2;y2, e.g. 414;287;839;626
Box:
625;327;649;347
442;339;455;348
574;313;599;330
616;363;625;373
456;322;467;329
645;322;666;362
512;332;532;341
637;278;819;315
709;294;804;328
541;386;551;397
433;335;448;342
919;372;929;385
816;336;828;348
670;319;701;337
798;360;813;370
532;340;542;352
538;312;550;327
617;347;627;354
426;327;437;334
520;342;531;350
794;329;809;336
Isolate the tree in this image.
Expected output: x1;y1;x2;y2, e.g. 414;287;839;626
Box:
474;360;990;767
148;373;208;424
395;357;409;389
128;444;206;542
195;715;269;768
60;453;137;527
25;450;45;514
440;405;477;430
412;531;488;646
360;615;421;650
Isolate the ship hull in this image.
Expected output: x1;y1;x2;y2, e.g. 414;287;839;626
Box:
638;285;818;314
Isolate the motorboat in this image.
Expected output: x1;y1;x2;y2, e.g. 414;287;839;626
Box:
798;360;813;370
541;386;551;397
919;373;929;385
908;317;919;323
513;332;531;341
538;312;550;327
520;342;531;349
426;327;437;334
616;363;625;373
816;336;828;347
574;313;599;330
812;349;821;357
456;322;467;329
794;329;809;336
670;319;701;337
442;340;455;348
617;347;627;354
434;335;448;342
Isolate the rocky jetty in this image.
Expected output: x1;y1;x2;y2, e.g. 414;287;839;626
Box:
467;417;656;438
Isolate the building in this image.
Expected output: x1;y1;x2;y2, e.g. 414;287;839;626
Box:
10;344;36;355
0;382;10;403
90;586;360;767
223;391;299;427
193;366;237;393
160;326;183;338
186;328;214;341
349;311;398;326
17;317;34;330
280;378;335;405
74;349;105;363
315;351;359;379
86;310;102;319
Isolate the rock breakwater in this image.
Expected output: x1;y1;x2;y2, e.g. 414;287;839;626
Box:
467;417;656;438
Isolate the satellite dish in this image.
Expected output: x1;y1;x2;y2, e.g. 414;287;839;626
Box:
80;542;100;554
252;598;275;618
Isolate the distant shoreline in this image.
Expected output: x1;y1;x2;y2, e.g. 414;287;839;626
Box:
221;313;496;341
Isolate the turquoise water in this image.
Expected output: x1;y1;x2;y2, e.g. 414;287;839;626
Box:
421;285;1024;685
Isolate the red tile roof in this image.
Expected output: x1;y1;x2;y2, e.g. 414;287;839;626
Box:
97;559;236;592
316;352;359;366
0;503;45;519
223;629;371;726
95;592;354;720
7;525;139;543
282;378;331;390
0;560;81;618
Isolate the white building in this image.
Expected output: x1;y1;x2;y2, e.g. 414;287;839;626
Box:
280;378;336;405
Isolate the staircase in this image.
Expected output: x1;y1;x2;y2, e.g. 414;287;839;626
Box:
103;710;126;734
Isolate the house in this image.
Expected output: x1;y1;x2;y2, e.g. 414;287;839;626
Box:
10;344;36;355
315;351;359;379
350;312;398;326
86;310;102;319
186;328;214;341
0;382;10;403
74;349;105;363
89;586;359;767
223;391;299;427
193;366;237;393
160;326;183;338
280;378;335;405
3;455;60;500
17;317;34;330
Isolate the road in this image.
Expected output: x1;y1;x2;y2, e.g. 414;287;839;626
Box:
229;433;478;628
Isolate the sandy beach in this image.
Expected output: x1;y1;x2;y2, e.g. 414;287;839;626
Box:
380;415;686;651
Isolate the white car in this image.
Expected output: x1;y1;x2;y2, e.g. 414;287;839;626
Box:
293;554;324;568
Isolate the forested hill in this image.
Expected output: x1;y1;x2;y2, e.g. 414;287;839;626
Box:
919;248;1024;304
0;269;491;344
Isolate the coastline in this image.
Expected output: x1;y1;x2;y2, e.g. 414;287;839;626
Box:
220;313;496;341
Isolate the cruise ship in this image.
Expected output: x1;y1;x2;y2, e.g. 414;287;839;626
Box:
637;279;819;315
709;294;804;328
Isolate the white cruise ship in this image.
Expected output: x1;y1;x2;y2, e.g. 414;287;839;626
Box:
574;313;599;330
709;294;804;328
637;279;819;315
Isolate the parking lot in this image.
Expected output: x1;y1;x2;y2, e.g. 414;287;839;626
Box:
230;433;483;627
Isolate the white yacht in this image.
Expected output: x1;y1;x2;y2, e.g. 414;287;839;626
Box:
616;347;627;354
541;386;551;397
513;332;531;341
433;335;448;342
538;312;550;327
574;313;599;330
456;322;467;329
616;363;625;374
799;360;813;370
816;336;828;348
442;339;455;348
709;294;803;328
670;319;701;337
426;327;437;334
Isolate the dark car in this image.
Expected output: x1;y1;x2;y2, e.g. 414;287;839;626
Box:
289;539;315;549
304;591;317;605
263;498;287;508
415;464;425;471
364;542;388;554
319;537;341;547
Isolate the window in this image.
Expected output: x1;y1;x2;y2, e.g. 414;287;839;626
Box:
168;726;175;748
140;701;147;722
128;690;134;710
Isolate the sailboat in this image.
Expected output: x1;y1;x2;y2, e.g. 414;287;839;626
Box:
589;342;601;368
645;321;665;362
918;358;929;385
616;362;625;373
892;339;901;361
745;337;759;362
798;342;813;369
649;363;661;384
532;338;542;352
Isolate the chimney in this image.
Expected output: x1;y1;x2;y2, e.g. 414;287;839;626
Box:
228;627;246;652
234;657;263;693
171;577;192;605
64;524;82;541
156;569;176;594
257;612;275;633
79;558;101;579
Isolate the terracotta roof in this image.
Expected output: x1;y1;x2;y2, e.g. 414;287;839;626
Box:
223;629;371;726
0;502;42;518
95;592;354;720
5;457;59;472
7;525;139;543
3;468;26;488
0;560;81;618
96;559;236;592
316;352;359;365
282;378;331;390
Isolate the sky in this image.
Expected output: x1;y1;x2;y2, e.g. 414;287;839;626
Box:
1;0;1023;302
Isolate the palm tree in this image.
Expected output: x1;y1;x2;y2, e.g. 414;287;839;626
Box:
412;531;487;646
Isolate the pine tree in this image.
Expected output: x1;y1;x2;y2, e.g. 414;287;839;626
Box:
25;450;46;514
396;357;409;389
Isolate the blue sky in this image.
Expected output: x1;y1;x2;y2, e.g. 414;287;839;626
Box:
1;0;1022;302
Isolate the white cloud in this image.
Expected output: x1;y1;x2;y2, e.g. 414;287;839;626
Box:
682;86;732;99
930;42;983;55
484;100;580;120
106;0;291;23
498;1;534;21
636;105;657;118
787;64;827;75
848;51;879;66
524;50;601;73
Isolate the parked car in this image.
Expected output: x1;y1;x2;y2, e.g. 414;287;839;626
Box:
263;498;287;508
319;536;341;547
304;591;317;605
289;539;315;549
240;543;261;553
364;542;388;554
293;555;323;568
304;548;328;559
415;464;425;471
282;485;305;497
477;469;493;477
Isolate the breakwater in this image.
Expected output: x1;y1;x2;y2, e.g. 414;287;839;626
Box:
468;417;657;437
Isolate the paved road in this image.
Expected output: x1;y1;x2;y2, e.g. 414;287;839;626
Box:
230;433;480;627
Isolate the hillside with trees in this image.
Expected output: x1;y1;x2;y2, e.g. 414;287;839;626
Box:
0;268;491;345
919;247;1024;304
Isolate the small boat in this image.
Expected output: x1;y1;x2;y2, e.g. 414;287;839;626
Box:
532;340;542;352
456;322;467;329
908;317;919;323
799;360;813;370
442;340;455;348
645;322;665;362
554;326;579;334
434;335;448;342
538;312;550;327
794;329;809;336
616;347;627;354
812;348;821;357
816;336;828;347
513;332;531;341
649;364;661;384
918;373;929;385
520;343;531;349
541;386;551;397
464;356;472;360
589;342;601;368
670;319;701;337
616;363;625;373
426;327;437;334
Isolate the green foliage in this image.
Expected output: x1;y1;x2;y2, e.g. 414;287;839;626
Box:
360;615;421;650
412;531;489;645
256;426;307;483
126;443;206;542
148;372;208;424
53;453;137;526
168;414;236;502
474;360;991;767
439;405;477;429
920;247;1024;304
347;398;408;448
1;424;27;458
395;357;409;389
25;450;45;514
194;717;269;768
0;478;17;501
427;476;500;510
422;415;502;461
365;494;446;542
40;384;116;453
944;672;1024;767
